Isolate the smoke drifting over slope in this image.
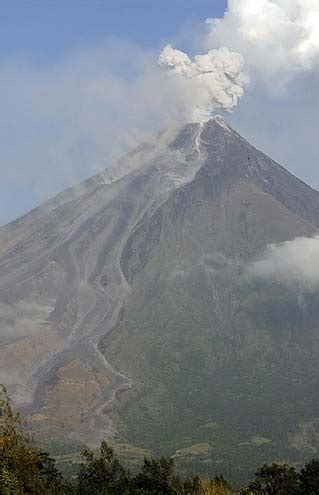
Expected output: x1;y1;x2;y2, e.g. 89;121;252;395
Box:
158;44;247;121
157;0;319;125
205;0;319;87
248;235;319;293
1;1;319;225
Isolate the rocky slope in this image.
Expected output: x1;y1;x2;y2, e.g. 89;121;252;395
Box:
0;121;206;445
1;116;319;481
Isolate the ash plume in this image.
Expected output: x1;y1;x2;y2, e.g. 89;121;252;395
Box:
205;0;319;88
158;44;247;122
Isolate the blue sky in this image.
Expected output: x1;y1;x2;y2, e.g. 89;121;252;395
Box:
1;0;319;226
0;1;226;60
0;1;226;226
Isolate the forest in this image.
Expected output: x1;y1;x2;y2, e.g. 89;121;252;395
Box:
1;386;319;495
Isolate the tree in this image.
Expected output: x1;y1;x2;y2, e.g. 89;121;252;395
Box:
299;459;319;494
241;463;300;495
131;456;181;494
0;384;73;495
0;385;40;494
77;440;129;494
36;451;75;494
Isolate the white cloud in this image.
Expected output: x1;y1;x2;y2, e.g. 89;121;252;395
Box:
0;300;53;340
158;44;247;121
205;0;319;89
248;235;319;292
201;0;319;190
1;2;319;228
0;39;203;225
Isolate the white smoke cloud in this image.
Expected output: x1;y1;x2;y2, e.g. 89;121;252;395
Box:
0;39;212;226
205;0;319;88
2;3;319;227
248;235;319;293
0;300;53;340
158;44;247;121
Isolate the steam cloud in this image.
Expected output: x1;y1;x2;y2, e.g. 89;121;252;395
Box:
205;0;319;87
248;235;319;293
2;2;319;225
158;44;247;121
157;0;319;120
0;300;53;340
158;0;319;121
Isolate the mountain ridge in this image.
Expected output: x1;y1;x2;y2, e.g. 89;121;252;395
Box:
1;117;319;481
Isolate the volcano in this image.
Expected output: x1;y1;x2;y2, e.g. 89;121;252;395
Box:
1;117;319;482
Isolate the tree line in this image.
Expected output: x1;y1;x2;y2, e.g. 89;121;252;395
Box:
1;386;319;494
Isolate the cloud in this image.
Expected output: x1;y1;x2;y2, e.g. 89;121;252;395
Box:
205;0;319;89
158;44;247;121
0;38;204;226
248;235;319;293
1;3;319;229
201;0;319;191
0;300;53;340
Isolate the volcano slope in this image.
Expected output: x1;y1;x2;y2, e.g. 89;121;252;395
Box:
1;117;319;481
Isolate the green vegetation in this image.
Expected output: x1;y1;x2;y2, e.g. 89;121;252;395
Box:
106;254;319;484
2;387;319;494
0;386;71;494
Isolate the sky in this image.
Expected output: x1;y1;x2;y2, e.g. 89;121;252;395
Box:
0;0;226;225
0;0;319;226
0;1;226;59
